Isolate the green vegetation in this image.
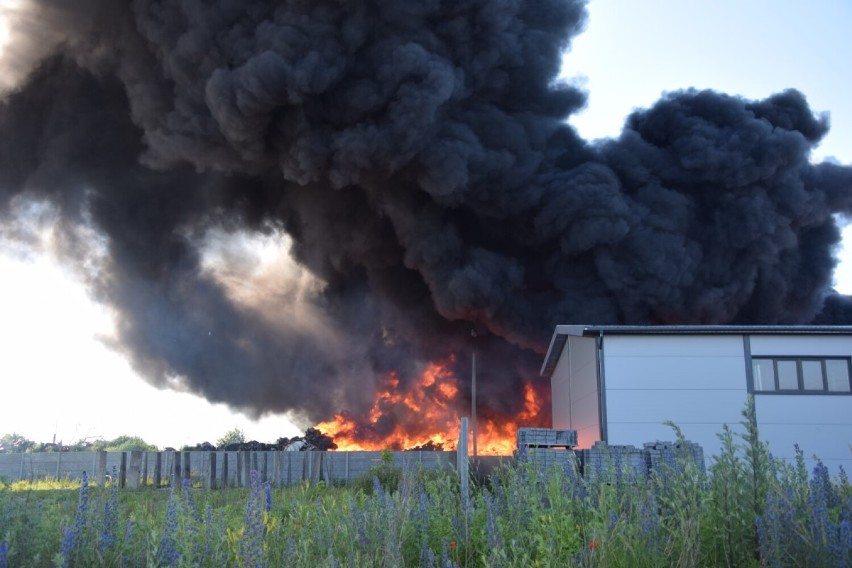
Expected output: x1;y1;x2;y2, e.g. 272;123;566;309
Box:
89;436;158;453
0;400;849;567
0;433;34;453
215;427;245;449
0;434;158;454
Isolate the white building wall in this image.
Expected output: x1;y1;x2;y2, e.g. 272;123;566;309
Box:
754;396;852;472
550;342;572;430
569;336;600;448
602;335;749;456
748;334;852;471
550;336;600;448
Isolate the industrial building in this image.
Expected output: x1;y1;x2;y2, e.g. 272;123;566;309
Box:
540;325;852;471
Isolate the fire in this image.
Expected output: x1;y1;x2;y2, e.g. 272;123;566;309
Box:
316;356;549;454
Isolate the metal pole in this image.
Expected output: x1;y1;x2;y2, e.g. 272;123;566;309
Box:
458;417;469;505
472;351;478;458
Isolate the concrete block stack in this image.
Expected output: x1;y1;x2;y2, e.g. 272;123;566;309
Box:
516;428;579;472
523;447;580;471
517;428;578;448
579;441;646;480
643;440;706;475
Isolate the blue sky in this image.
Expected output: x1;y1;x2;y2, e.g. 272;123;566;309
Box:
563;1;851;165
563;0;852;289
0;0;850;448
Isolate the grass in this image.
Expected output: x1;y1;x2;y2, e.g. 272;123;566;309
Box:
0;399;850;567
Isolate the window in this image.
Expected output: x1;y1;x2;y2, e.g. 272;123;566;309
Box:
826;360;852;392
751;357;852;393
752;359;775;391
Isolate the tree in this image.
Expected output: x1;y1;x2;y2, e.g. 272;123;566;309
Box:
0;432;34;453
91;435;158;452
216;427;245;449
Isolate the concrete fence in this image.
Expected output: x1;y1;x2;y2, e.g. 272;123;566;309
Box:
0;450;508;488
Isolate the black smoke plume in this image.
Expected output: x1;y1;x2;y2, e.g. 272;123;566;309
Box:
1;0;851;428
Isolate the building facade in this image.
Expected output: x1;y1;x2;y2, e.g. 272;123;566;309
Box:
540;325;852;471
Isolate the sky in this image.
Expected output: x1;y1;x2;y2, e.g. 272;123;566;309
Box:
0;0;850;450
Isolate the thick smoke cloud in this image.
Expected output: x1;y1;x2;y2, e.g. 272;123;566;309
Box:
1;0;851;426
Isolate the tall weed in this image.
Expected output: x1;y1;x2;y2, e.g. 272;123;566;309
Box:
0;402;850;567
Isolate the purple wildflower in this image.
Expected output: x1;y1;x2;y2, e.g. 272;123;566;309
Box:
238;470;265;568
264;480;272;513
181;478;199;519
348;498;368;546
74;471;89;538
59;527;76;568
439;537;460;568
122;518;134;563
757;486;796;568
59;471;90;566
372;476;386;508
637;492;662;557
284;536;296;566
831;519;851;568
0;541;8;568
157;487;180;566
99;473;119;555
419;542;437;568
483;492;502;563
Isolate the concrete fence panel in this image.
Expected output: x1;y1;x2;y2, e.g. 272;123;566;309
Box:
0;450;466;488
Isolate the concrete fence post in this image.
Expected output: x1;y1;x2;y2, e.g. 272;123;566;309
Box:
310;452;322;485
222;452;229;488
304;452;310;484
96;451;107;487
242;451;251;487
206;452;217;490
173;451;181;489
272;451;280;487
119;452;127;488
183;452;191;481
326;452;332;484
128;451;142;489
142;453;149;488
153;452;162;488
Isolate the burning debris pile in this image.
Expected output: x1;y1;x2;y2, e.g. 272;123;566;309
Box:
1;1;851;451
182;428;337;452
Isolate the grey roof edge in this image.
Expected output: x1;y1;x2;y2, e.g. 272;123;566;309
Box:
540;325;589;377
539;324;852;378
572;325;852;335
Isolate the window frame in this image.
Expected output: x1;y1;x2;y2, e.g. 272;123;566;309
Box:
750;356;852;395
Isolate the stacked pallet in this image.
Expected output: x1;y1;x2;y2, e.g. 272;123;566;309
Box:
516;428;579;472
643;440;706;474
517;428;578;448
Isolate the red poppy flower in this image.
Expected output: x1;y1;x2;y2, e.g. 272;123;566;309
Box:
588;539;599;550
449;541;457;549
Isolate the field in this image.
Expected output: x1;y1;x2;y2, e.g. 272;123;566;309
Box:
1;403;850;567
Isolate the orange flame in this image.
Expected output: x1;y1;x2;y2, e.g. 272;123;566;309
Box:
316;355;549;454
